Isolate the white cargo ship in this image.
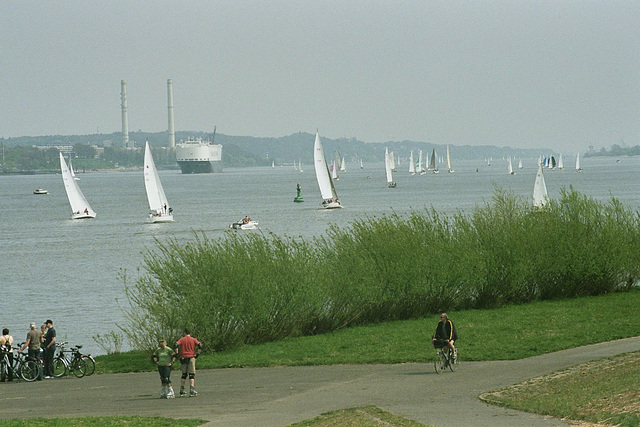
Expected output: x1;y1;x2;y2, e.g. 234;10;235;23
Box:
175;137;223;174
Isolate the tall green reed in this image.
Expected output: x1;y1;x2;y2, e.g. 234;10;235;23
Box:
123;188;640;351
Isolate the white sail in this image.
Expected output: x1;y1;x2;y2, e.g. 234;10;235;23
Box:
409;150;416;175
144;142;173;223
69;159;80;180
59;152;96;219
385;147;395;187
576;153;582;172
390;151;396;171
508;157;515;175
558;154;564;170
429;148;439;173
340;157;346;171
313;131;342;208
446;144;454;173
331;160;339;180
418;150;426;174
359;158;363;169
518;159;523;169
533;164;548;208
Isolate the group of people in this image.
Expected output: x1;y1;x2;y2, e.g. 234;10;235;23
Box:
151;328;202;398
1;320;57;381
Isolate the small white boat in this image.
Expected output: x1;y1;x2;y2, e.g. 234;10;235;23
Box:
33;188;48;194
230;217;259;230
532;164;548;208
446;144;454;173
314;131;342;209
144;141;174;223
60;153;96;219
508;157;515;175
576;153;583;172
385;147;397;188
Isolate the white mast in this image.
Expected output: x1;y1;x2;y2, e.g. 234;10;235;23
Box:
167;79;175;149
120;80;129;146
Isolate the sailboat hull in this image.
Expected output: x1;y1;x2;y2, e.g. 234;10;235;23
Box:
321;200;342;209
72;212;97;219
149;214;174;223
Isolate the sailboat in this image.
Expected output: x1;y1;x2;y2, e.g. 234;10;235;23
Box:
408;150;416;175
69;159;80;180
418;150;426;175
508;157;515;175
385;147;396;188
359;158;364;169
558;154;564;171
313;131;342;209
59;152;96;219
576;153;583;172
518;159;523;169
446;144;454;173
390;151;396;172
144;142;174;223
532;164;549;208
331;160;339;180
429;149;439;173
340;157;346;171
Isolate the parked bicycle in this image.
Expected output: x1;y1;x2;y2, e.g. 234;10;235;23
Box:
1;346;40;382
52;342;88;378
433;344;458;374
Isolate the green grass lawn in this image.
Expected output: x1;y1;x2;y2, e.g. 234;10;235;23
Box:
95;288;640;373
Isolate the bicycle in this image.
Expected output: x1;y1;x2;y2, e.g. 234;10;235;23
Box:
52;342;88;378
81;351;96;376
433;344;458;374
1;347;41;382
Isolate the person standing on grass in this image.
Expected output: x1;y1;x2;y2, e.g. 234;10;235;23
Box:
43;319;56;378
175;329;202;397
432;313;458;361
152;339;176;399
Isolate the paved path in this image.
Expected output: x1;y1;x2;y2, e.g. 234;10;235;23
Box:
1;337;638;426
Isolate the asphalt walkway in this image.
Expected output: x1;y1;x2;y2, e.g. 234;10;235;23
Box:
1;336;638;426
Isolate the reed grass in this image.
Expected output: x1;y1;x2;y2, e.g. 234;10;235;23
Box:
123;187;640;351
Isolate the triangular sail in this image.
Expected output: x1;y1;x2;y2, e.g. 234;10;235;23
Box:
533;164;548;207
446;144;454;173
408;151;416;175
576;153;582;171
429;149;437;171
313;131;341;208
59;152;96;219
144;141;173;222
385;147;394;184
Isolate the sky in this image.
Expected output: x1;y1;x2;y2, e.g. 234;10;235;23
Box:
2;1;639;153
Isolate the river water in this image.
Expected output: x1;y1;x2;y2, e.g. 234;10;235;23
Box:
2;155;638;354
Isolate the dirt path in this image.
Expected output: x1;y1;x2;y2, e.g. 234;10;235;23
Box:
1;337;638;426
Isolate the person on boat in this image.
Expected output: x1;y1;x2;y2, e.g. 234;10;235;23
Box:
83;207;89;215
432;313;458;361
243;216;249;224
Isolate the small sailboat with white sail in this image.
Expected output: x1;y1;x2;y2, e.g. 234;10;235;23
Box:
69;159;80;180
446;144;454;173
385;147;396;188
532;164;548;208
558;154;564;171
508;157;515;175
313;131;342;209
144;141;173;223
418;150;426;175
408;150;416;175
575;153;583;172
59;152;96;219
518;159;523;169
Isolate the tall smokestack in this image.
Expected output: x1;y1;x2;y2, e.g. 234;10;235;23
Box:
167;79;175;149
120;80;129;146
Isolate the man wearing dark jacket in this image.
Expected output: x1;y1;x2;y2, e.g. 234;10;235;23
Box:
432;313;458;360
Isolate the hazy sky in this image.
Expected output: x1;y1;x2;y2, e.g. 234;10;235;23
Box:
2;1;638;152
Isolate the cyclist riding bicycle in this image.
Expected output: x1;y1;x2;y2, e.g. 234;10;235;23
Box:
432;312;458;360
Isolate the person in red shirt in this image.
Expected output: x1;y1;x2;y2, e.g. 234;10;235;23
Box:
175;328;202;397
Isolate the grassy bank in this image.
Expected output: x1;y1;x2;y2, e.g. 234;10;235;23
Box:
481;352;640;427
95;288;640;373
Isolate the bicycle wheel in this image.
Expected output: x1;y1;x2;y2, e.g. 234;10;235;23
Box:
71;358;87;378
449;351;458;372
82;355;95;376
53;357;68;378
433;351;446;374
20;360;40;382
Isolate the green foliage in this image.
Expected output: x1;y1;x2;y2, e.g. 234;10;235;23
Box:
124;188;640;352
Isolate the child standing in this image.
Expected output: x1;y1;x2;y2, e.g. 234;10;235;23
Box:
152;339;176;398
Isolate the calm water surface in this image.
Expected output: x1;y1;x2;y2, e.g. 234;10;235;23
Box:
2;155;638;354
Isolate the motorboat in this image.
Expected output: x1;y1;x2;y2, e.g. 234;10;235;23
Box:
33;188;49;195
